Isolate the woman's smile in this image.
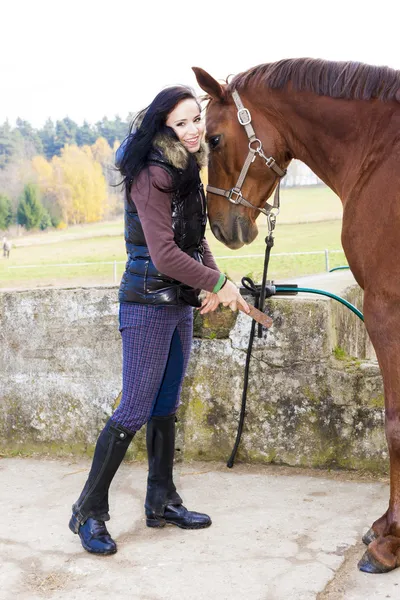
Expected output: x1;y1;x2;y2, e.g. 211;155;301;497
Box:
184;135;200;148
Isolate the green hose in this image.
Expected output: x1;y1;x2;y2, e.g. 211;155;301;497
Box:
275;286;364;322
329;266;350;273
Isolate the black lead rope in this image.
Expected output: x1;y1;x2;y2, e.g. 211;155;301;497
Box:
257;232;275;339
226;229;275;468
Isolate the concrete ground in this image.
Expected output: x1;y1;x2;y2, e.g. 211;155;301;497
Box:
283;269;357;296
1;458;400;600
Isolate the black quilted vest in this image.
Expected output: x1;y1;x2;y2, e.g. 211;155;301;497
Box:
118;153;207;307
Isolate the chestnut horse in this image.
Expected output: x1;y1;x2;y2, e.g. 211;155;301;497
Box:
193;59;400;574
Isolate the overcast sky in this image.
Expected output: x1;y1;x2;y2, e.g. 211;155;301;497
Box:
1;0;399;128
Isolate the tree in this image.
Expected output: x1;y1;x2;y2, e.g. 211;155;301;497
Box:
51;144;107;224
0;121;17;169
31;155;53;186
53;117;78;155
91;138;123;218
39;118;57;160
39;208;52;230
17;183;44;230
76;120;97;146
31;155;62;225
91;137;113;166
0;194;13;229
15;118;43;158
113;115;130;144
95;116;130;147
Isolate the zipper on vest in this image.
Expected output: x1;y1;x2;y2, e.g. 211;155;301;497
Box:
143;260;149;296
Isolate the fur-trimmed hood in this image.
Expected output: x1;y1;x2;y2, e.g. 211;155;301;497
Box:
153;134;208;171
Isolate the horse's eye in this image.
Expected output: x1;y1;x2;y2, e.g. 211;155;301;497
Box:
208;135;221;150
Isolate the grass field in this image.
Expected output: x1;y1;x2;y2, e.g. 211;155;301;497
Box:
0;186;346;290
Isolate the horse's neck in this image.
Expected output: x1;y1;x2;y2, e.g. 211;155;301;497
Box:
263;89;395;199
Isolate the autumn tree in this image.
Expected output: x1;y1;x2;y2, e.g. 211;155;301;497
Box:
51;145;107;224
0;156;34;216
0;116;132;227
91;137;123;217
31;155;61;226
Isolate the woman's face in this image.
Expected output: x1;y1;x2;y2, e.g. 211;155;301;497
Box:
166;98;205;153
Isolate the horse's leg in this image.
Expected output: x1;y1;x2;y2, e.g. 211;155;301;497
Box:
358;293;400;573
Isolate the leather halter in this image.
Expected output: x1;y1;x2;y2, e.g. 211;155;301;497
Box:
207;89;287;218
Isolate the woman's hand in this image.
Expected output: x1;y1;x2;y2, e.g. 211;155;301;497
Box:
216;279;250;313
199;291;220;315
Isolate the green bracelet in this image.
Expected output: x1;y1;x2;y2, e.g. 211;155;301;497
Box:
213;273;227;293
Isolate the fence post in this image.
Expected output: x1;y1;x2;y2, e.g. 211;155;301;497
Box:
324;249;330;272
113;261;117;283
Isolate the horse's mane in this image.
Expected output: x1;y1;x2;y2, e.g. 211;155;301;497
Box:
229;58;400;103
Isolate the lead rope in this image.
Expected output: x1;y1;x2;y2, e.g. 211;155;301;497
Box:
226;187;279;468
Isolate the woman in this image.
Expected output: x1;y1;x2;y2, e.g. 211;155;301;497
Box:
69;85;249;555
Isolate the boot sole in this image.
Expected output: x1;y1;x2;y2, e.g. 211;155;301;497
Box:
165;519;212;530
80;539;117;555
147;518;212;530
146;517;167;528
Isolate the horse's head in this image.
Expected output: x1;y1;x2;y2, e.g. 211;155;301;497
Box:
193;67;291;249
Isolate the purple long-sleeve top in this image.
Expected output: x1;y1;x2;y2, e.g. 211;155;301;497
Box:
131;165;221;292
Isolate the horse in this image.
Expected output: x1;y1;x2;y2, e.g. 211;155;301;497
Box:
193;58;400;574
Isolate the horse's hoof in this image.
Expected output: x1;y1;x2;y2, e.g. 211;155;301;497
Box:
358;550;395;574
362;527;378;545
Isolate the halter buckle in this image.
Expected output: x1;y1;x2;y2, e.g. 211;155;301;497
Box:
265;156;276;169
227;188;243;204
237;108;252;126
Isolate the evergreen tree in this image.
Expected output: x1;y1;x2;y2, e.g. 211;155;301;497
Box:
95;116;128;147
39;208;52;230
15;118;43;157
76;120;97;146
39;118;57;160
53;117;78;154
0;121;16;169
17;183;44;230
0;194;13;229
113;115;129;144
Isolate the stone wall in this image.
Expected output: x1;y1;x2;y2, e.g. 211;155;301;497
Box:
0;285;386;472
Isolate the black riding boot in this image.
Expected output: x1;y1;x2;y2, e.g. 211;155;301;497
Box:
69;419;135;554
145;414;211;529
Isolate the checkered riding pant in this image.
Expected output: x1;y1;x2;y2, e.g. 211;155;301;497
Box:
112;303;193;432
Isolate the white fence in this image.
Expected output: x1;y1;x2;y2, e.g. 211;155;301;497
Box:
7;250;346;283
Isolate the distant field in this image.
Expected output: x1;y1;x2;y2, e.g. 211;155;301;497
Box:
262;185;342;224
0;186;346;290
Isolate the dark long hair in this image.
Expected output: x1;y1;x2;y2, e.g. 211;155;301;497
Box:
116;86;201;195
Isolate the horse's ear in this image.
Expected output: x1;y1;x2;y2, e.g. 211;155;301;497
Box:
192;67;226;101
